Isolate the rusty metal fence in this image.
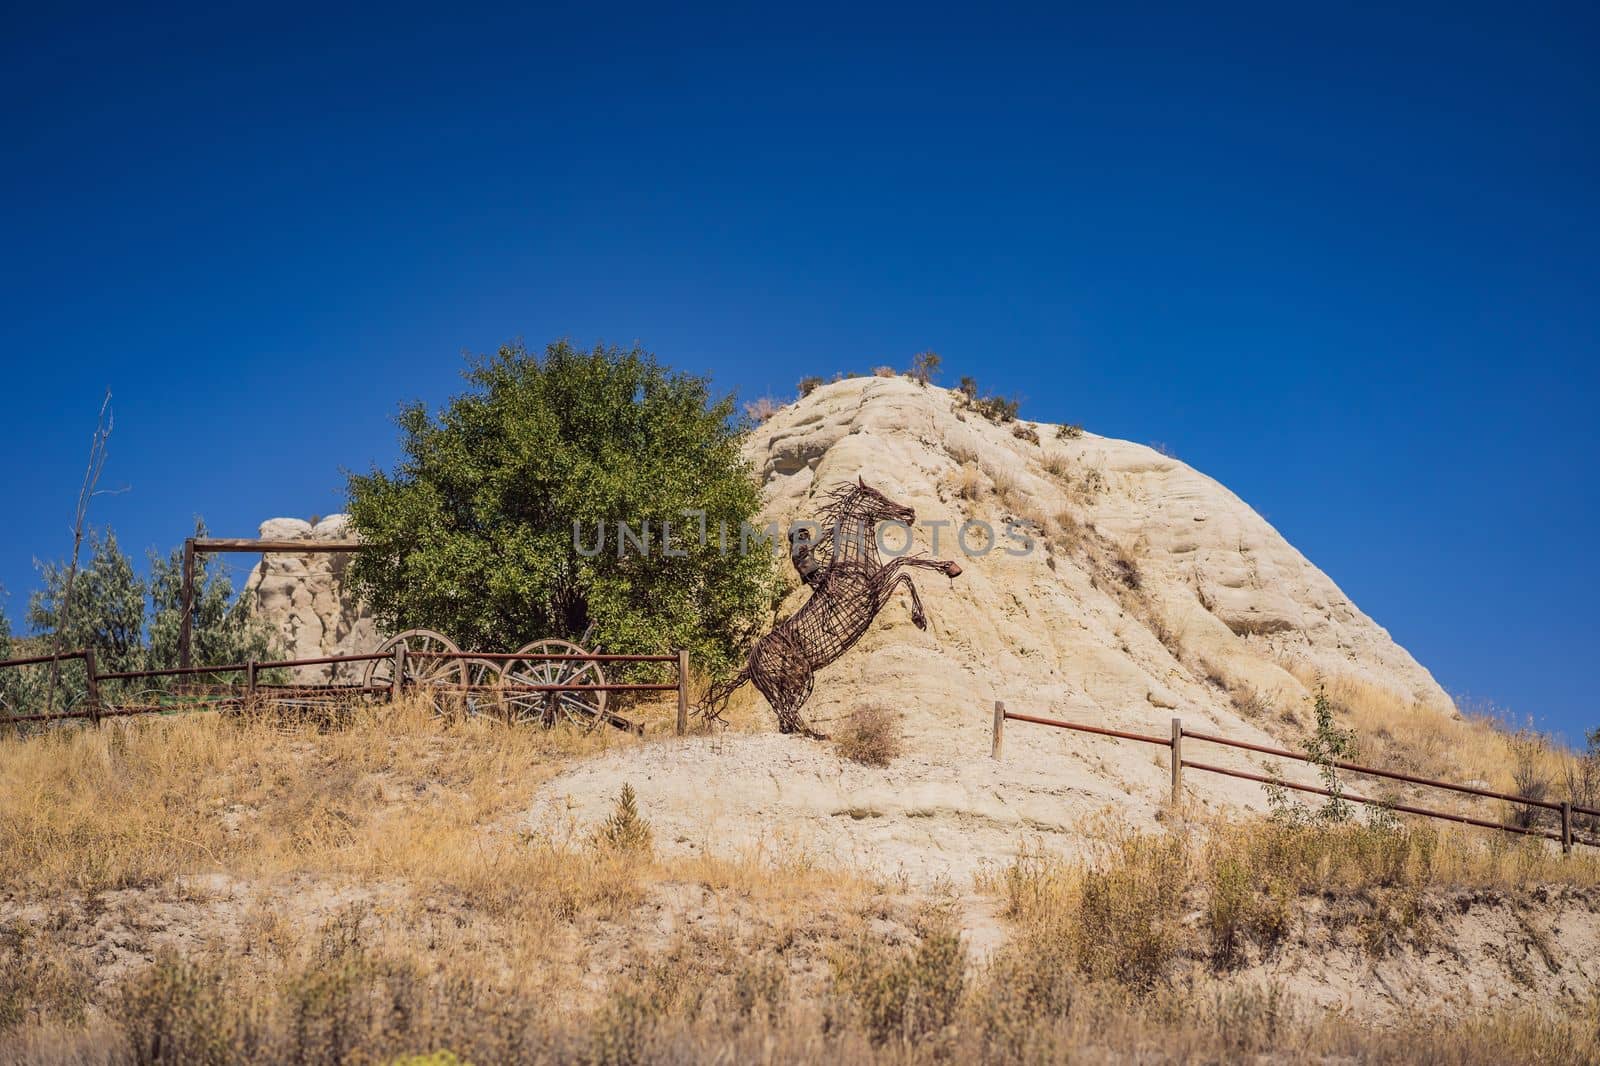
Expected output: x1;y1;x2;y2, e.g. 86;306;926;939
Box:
990;701;1600;854
0;646;693;736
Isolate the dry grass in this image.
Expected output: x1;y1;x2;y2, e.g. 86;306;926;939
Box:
1040;451;1071;479
1276;662;1581;815
982;462;1024;509
992;817;1600;979
11;865;1597;1065
0;693;629;894
5;701;1600;1064
1070;465;1107;502
953;462;982;503
832;703;903;767
743;395;782;422
1045;509;1084;556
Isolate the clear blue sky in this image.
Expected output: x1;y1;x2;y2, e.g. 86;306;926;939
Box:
2;5;1594;742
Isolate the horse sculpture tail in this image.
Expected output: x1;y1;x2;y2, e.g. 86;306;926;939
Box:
698;666;751;726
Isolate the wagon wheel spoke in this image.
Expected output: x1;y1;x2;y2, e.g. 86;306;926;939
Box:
464;658;504;718
503;639;607;729
366;629;468;717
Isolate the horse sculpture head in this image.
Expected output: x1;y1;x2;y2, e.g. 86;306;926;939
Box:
848;476;916;526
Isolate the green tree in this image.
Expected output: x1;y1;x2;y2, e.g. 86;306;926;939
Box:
25;529;144;711
10;524;280;714
1265;682;1360;826
0;601;35;713
28;529;145;676
346;340;776;673
145;522;280;670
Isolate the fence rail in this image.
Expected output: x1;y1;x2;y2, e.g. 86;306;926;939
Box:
0;645;694;736
990;700;1599;855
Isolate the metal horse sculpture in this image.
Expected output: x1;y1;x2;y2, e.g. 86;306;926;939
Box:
704;478;963;736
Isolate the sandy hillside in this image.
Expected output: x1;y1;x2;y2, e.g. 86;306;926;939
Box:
536;376;1456;884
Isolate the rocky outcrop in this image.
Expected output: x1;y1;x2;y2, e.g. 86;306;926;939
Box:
243;515;378;681
537;375;1455;883
744;376;1450;733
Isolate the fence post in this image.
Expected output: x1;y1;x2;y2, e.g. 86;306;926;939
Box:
178;539;196;670
675;649;689;736
1562;802;1573;855
991;700;1005;759
1170;718;1183;806
390;645;406;702
83;648;102;726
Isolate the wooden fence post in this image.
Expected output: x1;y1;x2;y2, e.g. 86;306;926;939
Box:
246;660;257;694
83;648;102;726
1170;718;1183;806
390;645;406;702
991;700;1005;759
675;649;689;736
178;539;196;670
1562;802;1573;855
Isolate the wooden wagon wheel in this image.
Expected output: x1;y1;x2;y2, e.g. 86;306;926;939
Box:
363;629;469;715
502;639;607;730
463;658;504;719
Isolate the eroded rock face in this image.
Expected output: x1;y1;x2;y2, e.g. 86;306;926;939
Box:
533;376;1456;885
744;376;1451;732
244;515;379;681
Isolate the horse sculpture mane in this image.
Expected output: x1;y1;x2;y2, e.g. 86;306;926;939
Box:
704;477;963;736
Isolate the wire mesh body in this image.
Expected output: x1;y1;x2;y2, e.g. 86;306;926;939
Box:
709;479;962;735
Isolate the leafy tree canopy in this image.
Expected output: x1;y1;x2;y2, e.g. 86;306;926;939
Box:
346;340;777;672
8;522;279;713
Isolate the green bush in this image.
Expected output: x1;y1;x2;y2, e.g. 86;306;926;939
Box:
11;523;277;713
346;340;776;673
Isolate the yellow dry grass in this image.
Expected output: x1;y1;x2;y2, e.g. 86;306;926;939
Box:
1278;661;1578;805
4;704;1600;1063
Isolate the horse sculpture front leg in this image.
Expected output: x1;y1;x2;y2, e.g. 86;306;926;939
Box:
879;556;963;629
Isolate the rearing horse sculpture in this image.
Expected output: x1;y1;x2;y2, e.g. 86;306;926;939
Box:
704;477;963;735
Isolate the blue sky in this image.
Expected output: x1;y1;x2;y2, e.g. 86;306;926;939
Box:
2;4;1595;742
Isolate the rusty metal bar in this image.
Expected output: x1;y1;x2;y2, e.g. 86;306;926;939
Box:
2;709;98;723
1000;709;1596;849
0;648;87;669
96;651;391;683
1003;709;1172;747
252;684;391;692
405;650;679;663
263;651;392;668
99;662;249;681
189;538;365;553
1181;759;1575;844
1183;728;1566;812
453;682;681;693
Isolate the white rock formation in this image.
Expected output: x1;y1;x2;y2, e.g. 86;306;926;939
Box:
536;375;1454;883
243;515;378;681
